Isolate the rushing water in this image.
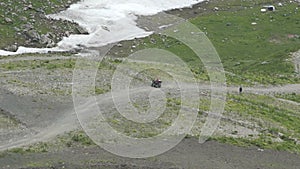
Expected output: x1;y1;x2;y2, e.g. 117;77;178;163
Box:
0;0;203;56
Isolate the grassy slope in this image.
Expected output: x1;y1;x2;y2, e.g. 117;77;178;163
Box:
116;0;300;85
213;93;300;153
190;0;300;85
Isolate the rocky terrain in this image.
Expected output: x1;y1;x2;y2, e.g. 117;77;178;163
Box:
0;0;86;51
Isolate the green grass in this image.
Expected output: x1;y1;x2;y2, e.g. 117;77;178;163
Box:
8;142;49;154
69;131;94;146
190;1;300;85
108;0;300;85
0;58;76;70
1;131;94;158
0;114;19;129
212;135;300;152
229;94;300;134
56;130;95;147
275;93;300;102
218;93;300;153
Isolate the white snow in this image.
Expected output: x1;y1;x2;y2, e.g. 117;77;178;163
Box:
0;0;203;56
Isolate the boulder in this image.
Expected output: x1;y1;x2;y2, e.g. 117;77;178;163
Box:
5;44;18;52
75;26;89;34
4;17;13;23
21;23;34;31
20;16;28;21
25;29;41;42
40;34;52;45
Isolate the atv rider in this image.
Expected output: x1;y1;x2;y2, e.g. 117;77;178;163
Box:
151;78;162;88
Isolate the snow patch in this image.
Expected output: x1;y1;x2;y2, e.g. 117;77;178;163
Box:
0;0;203;56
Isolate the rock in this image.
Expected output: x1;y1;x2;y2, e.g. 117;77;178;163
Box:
51;25;58;30
75;27;89;34
40;34;52;45
5;44;18;52
214;7;219;11
29;13;35;19
4;17;13;23
47;32;56;39
65;31;70;37
69;47;82;54
20;16;28;21
35;8;45;13
13;27;20;32
46;41;56;48
22;23;34;31
25;29;41;42
261;8;267;13
101;25;110;32
37;13;47;19
150;38;156;44
27;4;33;9
11;12;17;17
278;132;284;137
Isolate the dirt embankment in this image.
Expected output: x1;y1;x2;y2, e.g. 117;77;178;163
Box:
1;138;300;169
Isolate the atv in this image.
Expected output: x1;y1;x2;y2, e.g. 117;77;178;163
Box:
151;79;162;88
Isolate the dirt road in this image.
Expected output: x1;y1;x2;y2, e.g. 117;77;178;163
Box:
0;53;299;169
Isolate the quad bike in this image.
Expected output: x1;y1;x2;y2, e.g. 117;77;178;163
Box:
151;79;162;88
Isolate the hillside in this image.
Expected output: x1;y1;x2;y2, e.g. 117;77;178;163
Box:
0;0;300;168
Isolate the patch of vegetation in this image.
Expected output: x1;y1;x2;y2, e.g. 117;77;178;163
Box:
275;93;300;102
217;93;300;153
8;142;49;154
57;130;95;147
230;94;300;133
212;135;300;153
9;147;26;154
103;95;181;138
0;113;19;129
70;131;94;146
25;142;49;153
0;58;76;70
94;87;107;95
